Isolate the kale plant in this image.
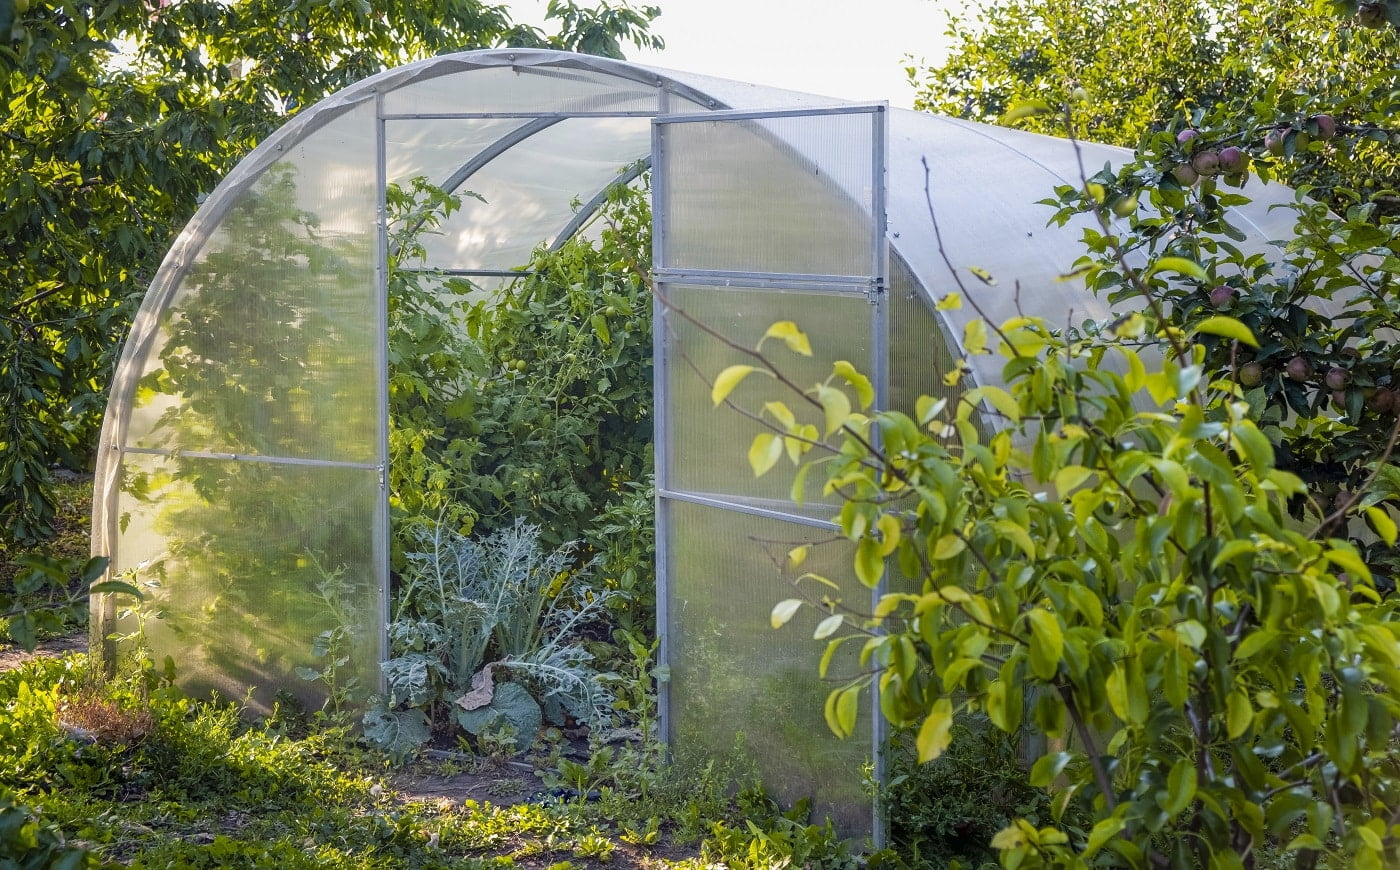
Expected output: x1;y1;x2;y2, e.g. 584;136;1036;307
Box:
365;520;617;759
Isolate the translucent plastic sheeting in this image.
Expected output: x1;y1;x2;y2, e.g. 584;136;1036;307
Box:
105;453;382;715
120;103;380;463
386;117;524;193
888;251;961;420
663;499;873;837
382;63;661;116
410;117;652;271
657;111;878;276
662;284;870;515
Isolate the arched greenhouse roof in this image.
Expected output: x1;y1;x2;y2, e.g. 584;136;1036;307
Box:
92;48;1309;839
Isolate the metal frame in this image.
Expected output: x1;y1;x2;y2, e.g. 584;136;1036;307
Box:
652;102;889;844
374;91;392;693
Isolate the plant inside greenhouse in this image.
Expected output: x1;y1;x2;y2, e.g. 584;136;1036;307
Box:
2;0;1399;866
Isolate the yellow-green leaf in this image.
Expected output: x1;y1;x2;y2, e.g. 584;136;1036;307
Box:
760;321;813;356
1366;506;1398;547
749;432;783;476
815;384;852;436
1144;256;1208;282
763;400;796;428
1324;544;1372;584
855;537;884;588
813;614;844;640
834;685;859;737
933;534;966;560
1082;816;1125;858
1026;609;1063;681
832;360;875;409
960;385;1021;423
935;293;962;311
1054;465;1093;495
1227;689;1252;739
1161;757;1197;815
968;266;998;286
964;319;989;355
712;364;755;406
787;546;808;569
877;513;902;557
770;598;803;629
1106;665;1130;721
917;698;955;762
1001;99;1052;124
1194;316;1259;348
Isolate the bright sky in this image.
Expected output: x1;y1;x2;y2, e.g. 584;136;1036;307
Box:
514;0;958;109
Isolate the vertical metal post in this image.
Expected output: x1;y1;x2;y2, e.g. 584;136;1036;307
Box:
650;92;672;751
867;104;891;850
373;92;391;692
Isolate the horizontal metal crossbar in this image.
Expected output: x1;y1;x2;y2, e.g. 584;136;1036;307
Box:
654;104;886;124
121;446;382;472
653;267;875;292
657;488;839;531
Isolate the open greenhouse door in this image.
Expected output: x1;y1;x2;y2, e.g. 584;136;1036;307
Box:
651;104;888;840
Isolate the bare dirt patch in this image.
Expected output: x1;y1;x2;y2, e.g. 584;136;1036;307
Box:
0;633;89;672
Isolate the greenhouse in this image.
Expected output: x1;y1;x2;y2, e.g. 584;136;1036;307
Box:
90;47;1307;837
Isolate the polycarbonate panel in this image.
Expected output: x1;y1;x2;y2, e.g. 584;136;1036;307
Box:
415;117;652;271
889;251;960;419
105;453;381;714
665;499;872;836
386;117;525;191
382;64;660;116
664;284;870;514
121;102;379;463
658;111;877;275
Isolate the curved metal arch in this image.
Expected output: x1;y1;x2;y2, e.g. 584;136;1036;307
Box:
546;157;650;252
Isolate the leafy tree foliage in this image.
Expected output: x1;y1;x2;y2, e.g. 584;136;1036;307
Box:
915;0;1399;209
0;0;660;544
730;297;1400;866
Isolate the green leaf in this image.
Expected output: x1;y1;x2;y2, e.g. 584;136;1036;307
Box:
1144;256;1208;281
917;698;955;762
748;433;783;476
1234;629;1278;661
935;293;962;311
1161;757;1197;815
1026;609;1063;680
1193;315;1259;348
1082;815;1125;858
711;364;755;406
88;580;143;600
1227;689;1252;738
770;598;803;629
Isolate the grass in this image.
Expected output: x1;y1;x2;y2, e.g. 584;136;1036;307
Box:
0;652;870;869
